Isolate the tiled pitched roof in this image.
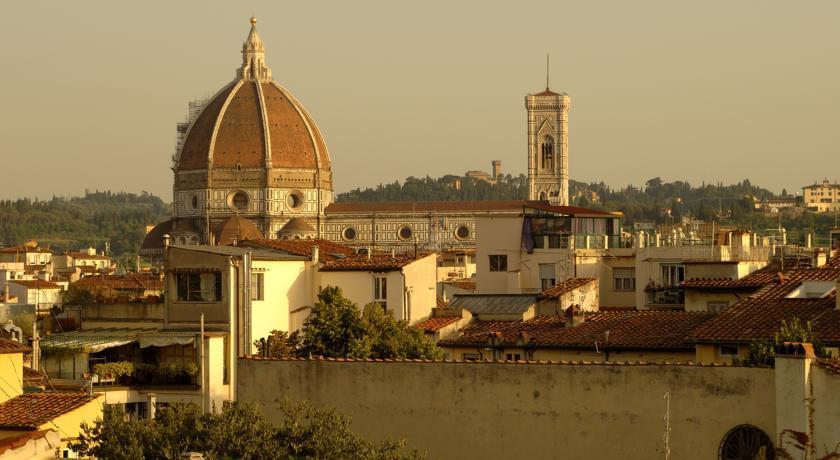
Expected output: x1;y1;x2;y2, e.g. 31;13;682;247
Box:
537;278;597;300
326;200;542;214
441;279;476;292
439;311;716;351
682;258;813;289
814;358;840;376
320;253;432;272
0;245;52;254
0;430;55;455
0;338;31;355
0;392;100;430
240;238;354;262
69;252;112;261
74;273;163;292
22;366;49;386
688;268;840;344
414;316;460;332
436;296;448;308
7;280;61;289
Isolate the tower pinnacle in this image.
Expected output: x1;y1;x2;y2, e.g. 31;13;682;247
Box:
236;17;272;81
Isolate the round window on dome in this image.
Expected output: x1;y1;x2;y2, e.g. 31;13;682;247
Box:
455;225;470;240
342;227;357;241
229;191;250;212
287;191;304;212
398;226;413;241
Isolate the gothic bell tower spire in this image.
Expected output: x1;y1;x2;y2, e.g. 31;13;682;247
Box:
525;70;570;206
236;17;272;81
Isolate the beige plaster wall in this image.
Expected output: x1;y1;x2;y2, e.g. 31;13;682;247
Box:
811;364;840;455
0;352;24;403
250;259;308;344
238;359;776;460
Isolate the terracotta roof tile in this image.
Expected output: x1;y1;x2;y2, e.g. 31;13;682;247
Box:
7;280;61;289
22;367;48;386
688;267;840;344
326;200;543;214
0;392;100;430
439;311;716;351
74;273;163;292
0;245;52;254
240;238;354;262
441;279;476;292
537;278;597;300
682;258;814;290
0;430;55;455
320;253;432;272
414;316;460;332
436;296;448;308
215;216;263;246
0;338;31;355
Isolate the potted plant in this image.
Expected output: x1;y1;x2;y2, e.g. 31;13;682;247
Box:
92;361;135;385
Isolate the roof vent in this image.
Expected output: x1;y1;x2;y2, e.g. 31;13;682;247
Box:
785;281;837;299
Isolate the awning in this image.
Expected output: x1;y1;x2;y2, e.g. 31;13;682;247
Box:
40;328;198;354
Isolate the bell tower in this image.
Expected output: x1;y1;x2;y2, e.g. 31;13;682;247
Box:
526;68;570;205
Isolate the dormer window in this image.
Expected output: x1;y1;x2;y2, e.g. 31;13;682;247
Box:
785;281;837;299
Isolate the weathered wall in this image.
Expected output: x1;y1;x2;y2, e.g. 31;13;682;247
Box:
238;359;776;460
808;364;840;456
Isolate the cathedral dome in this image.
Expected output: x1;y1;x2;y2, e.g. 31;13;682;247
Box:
175;18;331;178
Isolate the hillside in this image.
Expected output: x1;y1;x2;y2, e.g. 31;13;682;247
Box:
0;191;169;260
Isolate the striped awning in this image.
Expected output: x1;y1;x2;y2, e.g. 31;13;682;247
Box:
39;328;197;354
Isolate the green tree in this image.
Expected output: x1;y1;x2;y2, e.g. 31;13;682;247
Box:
280;286;442;360
71;401;423;460
300;286;370;358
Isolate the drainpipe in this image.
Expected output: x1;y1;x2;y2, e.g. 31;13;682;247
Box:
31;322;39;371
200;313;205;413
147;393;157;420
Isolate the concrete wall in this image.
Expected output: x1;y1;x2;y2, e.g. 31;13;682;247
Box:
238;359;776;460
79;302;165;328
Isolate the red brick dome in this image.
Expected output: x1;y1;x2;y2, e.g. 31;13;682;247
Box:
176;80;331;174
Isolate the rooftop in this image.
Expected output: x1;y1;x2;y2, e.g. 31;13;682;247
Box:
537;278;597;300
0;338;31;355
448;294;536;315
414;316;460;333
320;252;432;272
441;279;477;292
439;311;716;351
688;267;840;344
0;392;101;430
240;238;354;262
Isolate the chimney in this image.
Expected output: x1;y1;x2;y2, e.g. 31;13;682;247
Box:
311;245;320;264
564;305;584;328
31;322;39;371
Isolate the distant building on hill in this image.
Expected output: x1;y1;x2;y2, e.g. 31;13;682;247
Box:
803;179;840;213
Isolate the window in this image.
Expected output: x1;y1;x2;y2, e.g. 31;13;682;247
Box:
230;191;249;211
462;353;481;362
660;264;685;287
191;195;199;210
533;235;545;249
707;300;729;313
541;136;554;171
398;226;413;240
719;345;738;356
373;276;387;310
613;267;636;291
505;353;521;361
455;225;470;240
489;255;507;272
250;273;264;301
342;226;357;241
176;272;222;302
547;235;566;249
287;191;304;211
539;263;555;291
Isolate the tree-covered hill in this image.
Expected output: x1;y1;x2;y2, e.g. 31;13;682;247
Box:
0;191;169;259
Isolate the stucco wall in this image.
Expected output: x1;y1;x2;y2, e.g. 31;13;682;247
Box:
238;359;776;460
811;364;840;455
400;254;437;324
250;259;308;343
0;352;24;403
317;271;403;319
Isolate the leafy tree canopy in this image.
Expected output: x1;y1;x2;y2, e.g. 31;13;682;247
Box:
255;286;443;360
71;401;424;460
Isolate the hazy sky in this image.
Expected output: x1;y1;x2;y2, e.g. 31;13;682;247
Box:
1;1;838;200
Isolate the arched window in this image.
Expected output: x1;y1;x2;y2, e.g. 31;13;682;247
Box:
718;425;774;460
541;136;554;171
